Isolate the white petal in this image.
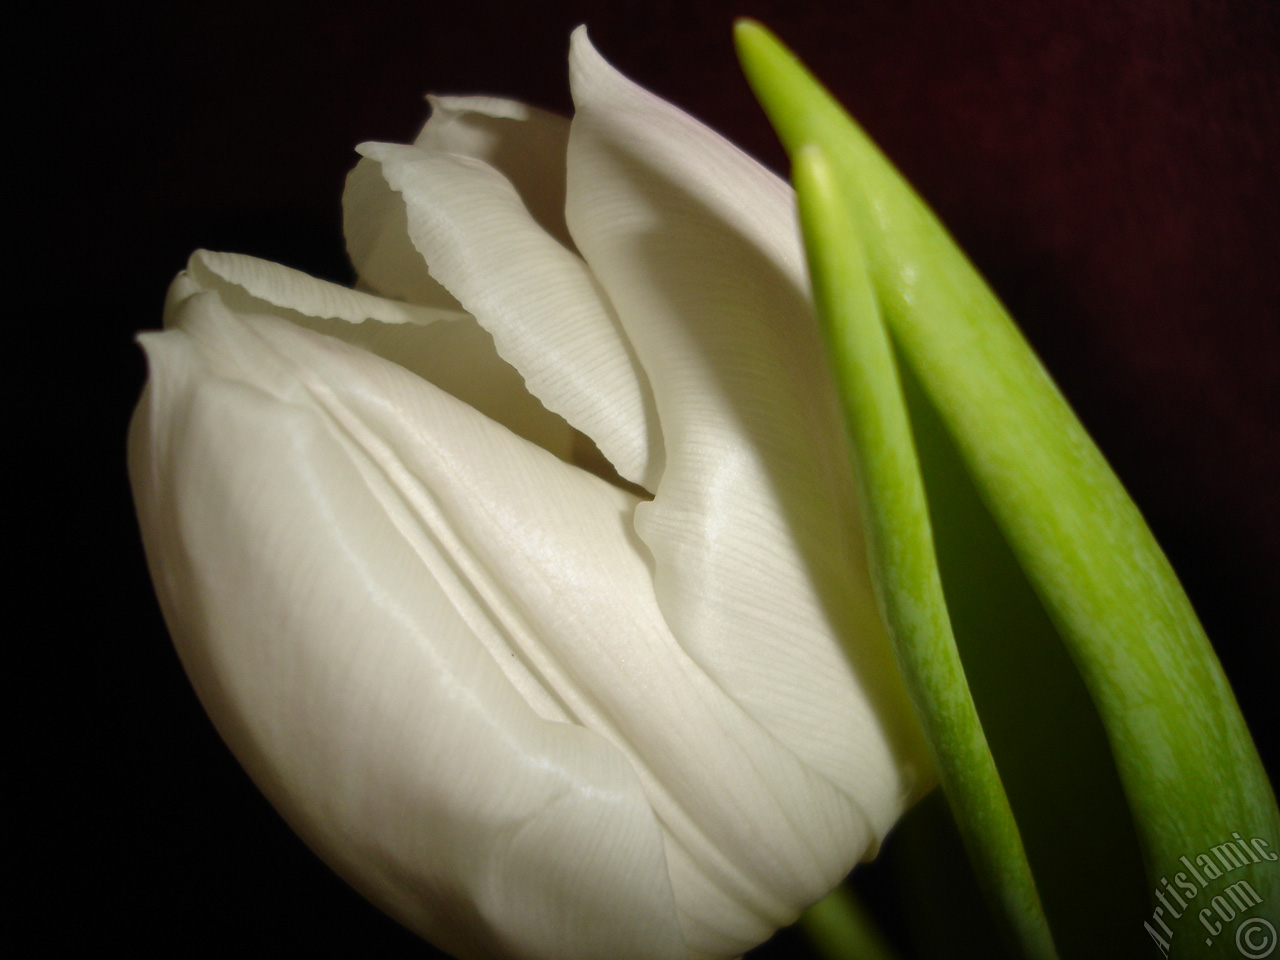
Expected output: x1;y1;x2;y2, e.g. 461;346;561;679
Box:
415;95;574;248
134;286;882;959
176;248;577;464
565;28;931;833
131;293;683;960
343;154;462;307
184;248;463;326
357;142;661;489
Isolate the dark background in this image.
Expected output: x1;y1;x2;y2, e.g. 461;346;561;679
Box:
32;0;1275;955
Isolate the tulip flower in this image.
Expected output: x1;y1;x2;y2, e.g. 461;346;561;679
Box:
129;27;933;960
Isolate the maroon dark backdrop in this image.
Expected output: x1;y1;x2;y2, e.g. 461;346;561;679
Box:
40;0;1275;955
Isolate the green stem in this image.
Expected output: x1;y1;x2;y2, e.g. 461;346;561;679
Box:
797;884;901;960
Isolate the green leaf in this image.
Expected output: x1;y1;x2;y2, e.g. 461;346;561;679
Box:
736;19;1279;960
791;138;1057;960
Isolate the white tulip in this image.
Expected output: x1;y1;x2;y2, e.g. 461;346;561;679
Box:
130;27;931;960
